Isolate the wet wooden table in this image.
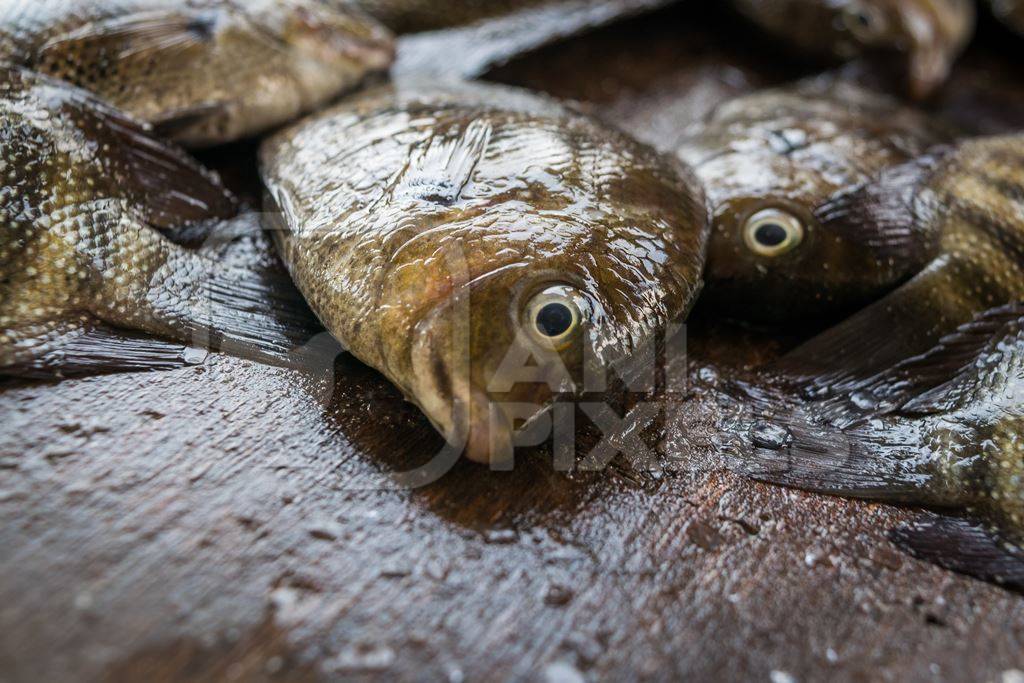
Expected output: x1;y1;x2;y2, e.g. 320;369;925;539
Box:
3;4;1024;682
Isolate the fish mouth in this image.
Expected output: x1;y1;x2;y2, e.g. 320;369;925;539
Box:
906;43;952;100
336;26;395;71
409;324;519;465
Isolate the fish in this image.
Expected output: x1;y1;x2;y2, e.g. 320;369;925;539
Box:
0;0;395;147
0;65;322;378
729;0;976;99
676;78;959;323
988;0;1024;34
725;302;1024;591
260;81;709;464
770;132;1024;393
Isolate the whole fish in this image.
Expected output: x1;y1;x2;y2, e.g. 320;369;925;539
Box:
770;133;1024;391
989;0;1024;34
730;0;975;99
0;0;395;147
260;81;709;463
676;79;958;323
0;65;319;377
727;303;1024;590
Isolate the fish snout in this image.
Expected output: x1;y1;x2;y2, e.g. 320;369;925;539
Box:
409;310;516;466
336;20;395;71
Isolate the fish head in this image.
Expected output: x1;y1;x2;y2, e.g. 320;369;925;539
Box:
828;0;975;98
343;113;709;464
678;84;949;323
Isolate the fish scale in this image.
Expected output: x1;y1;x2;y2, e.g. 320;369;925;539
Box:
0;65;322;377
0;0;394;147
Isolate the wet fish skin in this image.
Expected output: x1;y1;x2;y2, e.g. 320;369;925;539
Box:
774;133;1024;390
676;79;957;323
726;303;1024;588
731;0;975;98
0;0;394;147
261;81;709;463
0;65;316;376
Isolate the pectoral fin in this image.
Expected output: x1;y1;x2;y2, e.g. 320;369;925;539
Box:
38;11;219;65
1;319;200;379
728;404;933;503
66;87;237;227
891;517;1024;592
777;302;1024;425
770;253;996;400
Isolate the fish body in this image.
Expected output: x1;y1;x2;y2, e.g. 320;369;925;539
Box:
260;81;708;463
0;0;394;147
730;0;975;98
729;303;1024;589
989;0;1024;34
774;133;1024;389
676;79;958;323
0;65;317;376
729;135;1024;586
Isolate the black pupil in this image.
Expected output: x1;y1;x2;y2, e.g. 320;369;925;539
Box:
854;11;872;28
536;303;574;338
754;223;789;247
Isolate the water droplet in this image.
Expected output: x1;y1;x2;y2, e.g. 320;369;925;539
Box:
323;644;395;672
543;583;574;607
183;346;208;365
750;422;792;450
543;661;586;683
307;519;343;541
1002;670;1024;683
684;519;724;551
483;528;518;544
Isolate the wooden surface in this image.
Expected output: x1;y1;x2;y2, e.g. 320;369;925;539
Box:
3;5;1024;682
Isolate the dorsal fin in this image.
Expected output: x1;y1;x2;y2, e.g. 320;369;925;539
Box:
397;119;492;205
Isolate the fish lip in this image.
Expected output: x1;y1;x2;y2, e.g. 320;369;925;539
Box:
409;325;518;466
338;29;396;71
907;47;950;100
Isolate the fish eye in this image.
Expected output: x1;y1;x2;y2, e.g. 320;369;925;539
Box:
841;2;885;40
743;209;805;257
524;285;586;350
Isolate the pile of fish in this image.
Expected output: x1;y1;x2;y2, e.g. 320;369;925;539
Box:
1;0;1023;591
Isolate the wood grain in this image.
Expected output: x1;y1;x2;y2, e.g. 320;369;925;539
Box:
2;4;1024;682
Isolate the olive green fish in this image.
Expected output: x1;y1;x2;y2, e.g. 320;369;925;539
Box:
727;303;1024;591
730;0;975;98
771;133;1024;391
988;0;1024;34
0;65;320;378
676;79;958;323
0;0;394;147
260;81;708;463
